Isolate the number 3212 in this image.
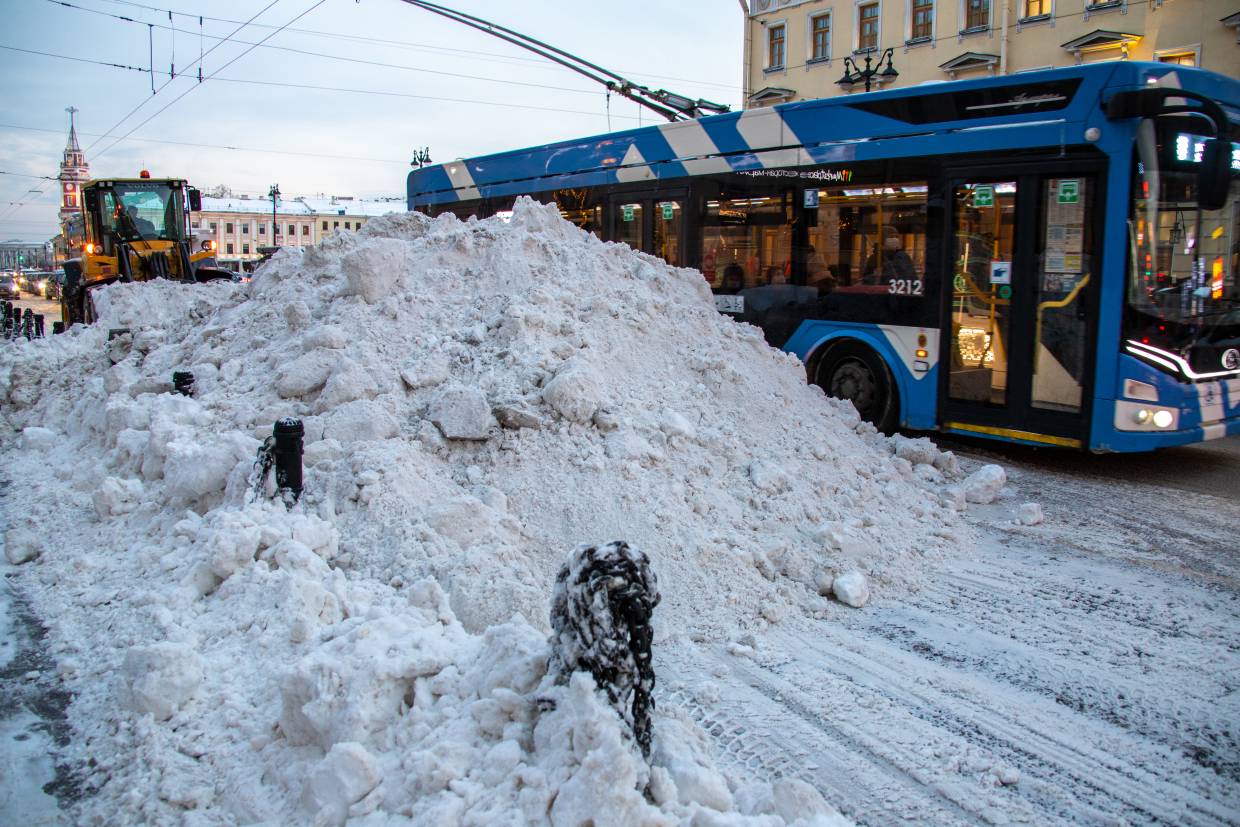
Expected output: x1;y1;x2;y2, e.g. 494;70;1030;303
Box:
888;279;923;296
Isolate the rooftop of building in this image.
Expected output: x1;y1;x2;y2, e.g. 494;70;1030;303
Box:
199;195;404;218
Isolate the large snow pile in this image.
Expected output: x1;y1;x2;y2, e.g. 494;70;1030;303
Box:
0;199;968;825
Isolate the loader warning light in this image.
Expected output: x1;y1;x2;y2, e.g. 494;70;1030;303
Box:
139;169;151;179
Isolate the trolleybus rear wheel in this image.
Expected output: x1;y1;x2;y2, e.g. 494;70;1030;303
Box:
815;342;899;434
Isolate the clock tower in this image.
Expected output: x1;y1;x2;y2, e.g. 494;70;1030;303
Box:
58;107;90;228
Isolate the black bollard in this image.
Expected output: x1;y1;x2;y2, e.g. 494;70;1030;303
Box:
52;321;65;335
272;418;304;503
549;541;660;759
34;314;44;338
22;309;33;341
172;371;195;397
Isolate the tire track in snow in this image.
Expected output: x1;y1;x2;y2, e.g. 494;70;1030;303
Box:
658;536;1239;826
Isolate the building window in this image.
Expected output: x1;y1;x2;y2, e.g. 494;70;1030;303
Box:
209;222;217;232
225;222;233;234
242;223;249;235
1023;0;1047;16
322;221;328;230
1156;47;1198;66
333;221;339;229
964;0;989;30
810;13;831;61
288;224;295;236
242;243;250;254
911;0;933;40
226;243;234;254
302;225;309;236
258;223;266;235
768;23;786;69
345;221;352;230
858;2;880;51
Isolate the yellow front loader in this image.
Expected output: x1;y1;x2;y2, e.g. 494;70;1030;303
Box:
61;172;232;326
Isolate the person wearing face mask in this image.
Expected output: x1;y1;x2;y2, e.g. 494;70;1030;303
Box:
864;225;915;283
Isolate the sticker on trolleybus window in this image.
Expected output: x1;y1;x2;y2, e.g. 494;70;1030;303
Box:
715;294;744;314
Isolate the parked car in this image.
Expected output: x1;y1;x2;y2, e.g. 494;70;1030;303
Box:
0;275;20;300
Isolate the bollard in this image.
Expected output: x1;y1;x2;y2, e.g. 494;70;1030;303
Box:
22;309;33;341
34;314;44;338
172;371;195;397
52;321;65;335
272;418;304;503
549;541;660;758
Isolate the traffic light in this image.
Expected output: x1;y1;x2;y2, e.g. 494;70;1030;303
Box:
17;254;23;263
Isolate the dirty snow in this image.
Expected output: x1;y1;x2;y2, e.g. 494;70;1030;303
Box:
0;200;963;825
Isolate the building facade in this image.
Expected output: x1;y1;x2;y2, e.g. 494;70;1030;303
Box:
195;196;403;272
743;0;1240;105
0;241;53;270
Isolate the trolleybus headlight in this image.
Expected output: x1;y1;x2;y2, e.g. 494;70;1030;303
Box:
202;240;217;251
1152;410;1174;429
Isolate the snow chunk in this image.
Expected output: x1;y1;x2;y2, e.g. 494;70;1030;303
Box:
892;434;939;466
18;427;57;451
275;349;336;399
341;237;408;304
4;528;43;565
93;476;144;517
963;464;1007;504
300;742;381;825
122;642;204;721
1018;502;1044;526
428;384;495;440
542;363;604;424
749;459;790;492
832;571;871;608
320;399;399;445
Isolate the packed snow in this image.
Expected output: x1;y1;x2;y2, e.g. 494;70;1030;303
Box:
0;199;970;824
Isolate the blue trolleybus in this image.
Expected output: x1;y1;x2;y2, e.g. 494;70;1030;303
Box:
408;62;1240;452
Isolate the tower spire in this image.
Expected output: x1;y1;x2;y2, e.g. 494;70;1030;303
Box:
65;106;81;153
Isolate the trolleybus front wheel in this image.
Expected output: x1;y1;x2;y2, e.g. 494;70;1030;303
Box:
815;342;899;434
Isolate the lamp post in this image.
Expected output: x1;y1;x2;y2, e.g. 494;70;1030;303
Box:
268;183;281;246
836;47;899;94
411;147;431;169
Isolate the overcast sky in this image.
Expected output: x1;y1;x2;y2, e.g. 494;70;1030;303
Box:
0;0;745;241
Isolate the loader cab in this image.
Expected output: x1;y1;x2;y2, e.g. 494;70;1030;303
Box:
82;178;191;256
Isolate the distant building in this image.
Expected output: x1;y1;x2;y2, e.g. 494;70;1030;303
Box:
0;240;53;270
743;0;1240;106
195;195;403;272
58;107;90;229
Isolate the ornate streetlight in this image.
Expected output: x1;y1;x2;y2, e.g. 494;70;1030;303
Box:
836;47;899;94
411;147;431;169
268;183;281;245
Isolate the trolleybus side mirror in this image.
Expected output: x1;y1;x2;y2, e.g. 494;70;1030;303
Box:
1197;138;1232;212
187;188;202;212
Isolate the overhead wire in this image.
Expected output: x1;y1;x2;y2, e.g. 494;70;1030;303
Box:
0;120;407;164
67;0;283;155
0;46;652;122
45;0;645;98
90;0;329;163
81;0;742;91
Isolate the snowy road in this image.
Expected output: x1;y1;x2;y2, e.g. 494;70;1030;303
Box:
659;440;1240;826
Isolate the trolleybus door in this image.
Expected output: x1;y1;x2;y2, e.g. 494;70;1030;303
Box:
942;170;1099;447
609;193;686;267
